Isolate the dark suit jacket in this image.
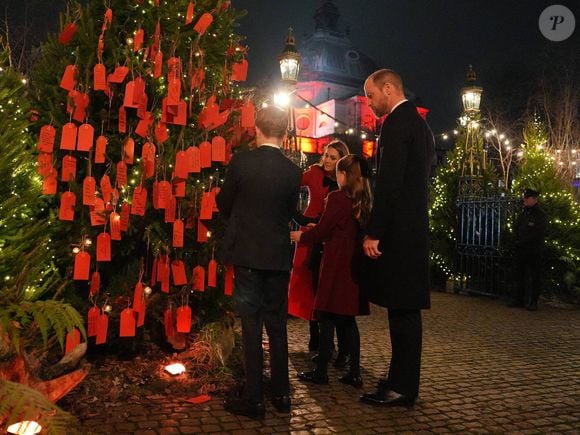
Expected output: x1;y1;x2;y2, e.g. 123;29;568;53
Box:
363;101;435;309
216;145;302;271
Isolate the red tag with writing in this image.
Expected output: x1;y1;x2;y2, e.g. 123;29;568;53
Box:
155;122;169;144
72;92;89;123
65;328;81;354
211;187;220;212
200;192;213;220
120;202;130;231
173;219;184;247
164;195;176;223
193;12;213;35
142;142;156;179
185;2;195;25
77;124;94;152
157;255;170;293
173;177;186;198
199;141;212;168
192;265;205;292
60;122;77;151
83;176;96;206
109;66;129;83
168;77;181;106
116;161;128;187
131;186;147;216
42;169;58;195
37;153;53;177
241;101;255;128
135;114;152;138
87;306;100;337
171;260;187;285
96;232;111;262
89;271;101;296
100;174;112;203
73;251;91;280
59;191;76;221
118;106;127;133
123;81;137;108
60;65;77;91
123;137;135;164
61;155;77;182
186;146;201;173
90;198;107;226
59;23;77;45
95;136;107;163
133;282;144;314
93;63;108;91
38;125;56;152
211;136;226;162
109;212;122;240
95;313;109;345
231;59;248;82
154;50;163;79
224;264;234;296
133;29;144;52
174;151;188;179
197;218;209;243
176;305;192;333
133;77;146;105
119;308;136;337
157;180;172;209
207;259;218;287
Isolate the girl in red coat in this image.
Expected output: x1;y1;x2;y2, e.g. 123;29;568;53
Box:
288;141;349;355
290;154;372;387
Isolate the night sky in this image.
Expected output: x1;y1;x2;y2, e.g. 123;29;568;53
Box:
4;0;579;133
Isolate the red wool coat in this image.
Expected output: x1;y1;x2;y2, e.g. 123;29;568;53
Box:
299;190;368;317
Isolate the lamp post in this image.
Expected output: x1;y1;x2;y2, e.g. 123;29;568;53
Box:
458;65;486;198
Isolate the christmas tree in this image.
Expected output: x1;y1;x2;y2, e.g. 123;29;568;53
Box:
28;0;253;350
511;118;580;300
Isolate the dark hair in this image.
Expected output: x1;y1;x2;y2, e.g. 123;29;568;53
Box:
336;154;373;225
255;106;288;138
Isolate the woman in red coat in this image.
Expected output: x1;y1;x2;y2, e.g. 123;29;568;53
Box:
290;154;372;387
288;141;349;353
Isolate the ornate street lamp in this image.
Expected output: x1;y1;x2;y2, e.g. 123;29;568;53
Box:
461;65;483;114
279;28;301;85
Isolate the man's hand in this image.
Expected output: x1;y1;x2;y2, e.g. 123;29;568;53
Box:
290;231;303;243
363;236;382;259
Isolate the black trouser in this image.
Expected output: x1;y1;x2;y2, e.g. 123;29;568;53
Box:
233;266;290;403
514;252;543;305
385;309;422;398
315;311;360;376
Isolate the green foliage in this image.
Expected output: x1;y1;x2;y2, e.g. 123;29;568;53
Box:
511;118;580;300
0;380;80;435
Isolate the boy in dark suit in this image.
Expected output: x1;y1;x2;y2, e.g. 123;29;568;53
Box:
360;69;435;407
217;106;302;418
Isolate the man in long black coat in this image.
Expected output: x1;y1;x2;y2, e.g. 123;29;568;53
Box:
217;106;302;418
360;69;435;407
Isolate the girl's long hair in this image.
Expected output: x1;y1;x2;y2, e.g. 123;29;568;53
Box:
336;154;373;226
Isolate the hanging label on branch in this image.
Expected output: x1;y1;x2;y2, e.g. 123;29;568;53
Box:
193;12;213;35
231;59;248;82
109;212;122;240
90;198;107;226
95;135;108;163
197;218;209;243
176;305;192;333
210;187;220;212
154;122;169;144
131;186;148;216
58;191;76;221
60;122;78;151
96;232;111;262
133;282;144;315
171;259;187;285
174;151;188;180
185;2;195;25
42;169;58;195
173;219;184;248
120;202;130;231
59;23;77;45
173;177;186;198
157;180;172;209
224;264;234;296
123;137;135;164
241;101;255;128
89;271;101;296
133;29;144;52
118;106;127;133
77;123;95;152
199;191;213;220
95;313;109;345
199;141;212;168
82;176;97;206
38;125;56;152
116;161;128;187
119;308;136;337
192;265;205;292
164;307;175;338
65;328;81;355
61;155;77;182
87;306;100;337
211;136;226;162
141;142;156;178
72;92;90;123
123;81;138;108
109;66;129;83
164;195;176;223
186;145;201;173
60;65;77;91
93;64;108;91
37;153;53;177
208;259;218;287
135;113;153;138
154;50;163;79
100;174;112;203
73;251;91;280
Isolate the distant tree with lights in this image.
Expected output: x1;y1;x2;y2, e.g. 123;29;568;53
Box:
511;117;580;300
28;0;252;351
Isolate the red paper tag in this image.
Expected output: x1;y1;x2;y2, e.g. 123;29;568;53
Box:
224;264;234;296
164;307;174;338
155;122;169;144
59;23;77;45
109;212;122;240
116;161;128;187
211;187;220;212
87;306;100;337
193;12;213;35
119;308;136;337
95;135;107;164
162;99;187;126
96;232;111;262
185;2;195;25
72;92;90;123
173;178;186;198
131;186;148;216
95;313;109;345
192;265;205;292
174;151;188;179
123;81;137;108
37;153;53;177
241;101;255;128
42;170;58;195
65;328;81;354
59;191;76;221
154;50;163;79
168;77;181;106
90;198;107;226
83;176;96;206
142;142;156;179
231;59;248;82
191;68;205;89
199;192;213;220
60;65;77;91
171;259;187;285
167;57;182;78
134;28;145;51
38;125;56;152
90;271;101;296
123;137;135;164
100;175;112;203
157;180;172;209
120;202;130;231
118;106;127;133
133;282;144;314
211;136;226;162
207;259;218;287
198;96;230;130
60;123;78;151
197;218;209;243
93;63;108;91
199;141;212;168
164;195;176;223
73;251;91;280
176;305;192;333
76;123;94;152
173;219;184;248
61;155;77;182
109;66;129;83
186;146;201;173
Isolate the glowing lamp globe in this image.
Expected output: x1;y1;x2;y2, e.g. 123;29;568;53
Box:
461;65;483;113
7;421;42;435
165;362;186;375
279;28;301;84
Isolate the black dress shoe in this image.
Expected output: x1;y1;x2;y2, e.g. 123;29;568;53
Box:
297;370;329;385
271;395;291;413
360;390;416;407
333;353;349;369
223;397;265;419
338;373;363;388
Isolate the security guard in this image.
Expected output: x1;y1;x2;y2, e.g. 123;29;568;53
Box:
508;189;548;310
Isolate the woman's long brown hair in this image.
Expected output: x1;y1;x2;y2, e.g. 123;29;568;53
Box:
336;154;373;226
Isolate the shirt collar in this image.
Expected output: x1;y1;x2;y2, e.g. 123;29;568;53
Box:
390;99;408;114
259;143;281;149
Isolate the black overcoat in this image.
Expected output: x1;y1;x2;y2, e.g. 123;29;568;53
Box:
362;101;435;309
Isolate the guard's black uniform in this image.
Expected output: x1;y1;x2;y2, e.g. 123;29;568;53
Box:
512;203;548;308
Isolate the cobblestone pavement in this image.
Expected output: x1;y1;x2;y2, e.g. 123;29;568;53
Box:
76;292;579;434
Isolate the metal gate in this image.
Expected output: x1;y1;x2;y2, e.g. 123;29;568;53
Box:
456;196;520;296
